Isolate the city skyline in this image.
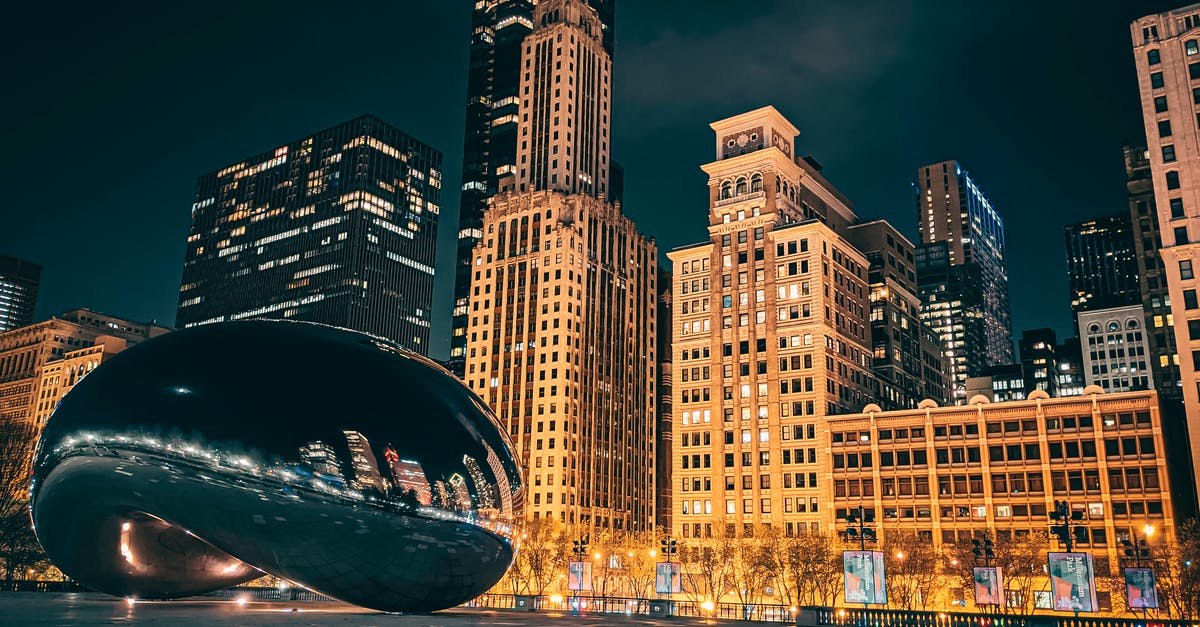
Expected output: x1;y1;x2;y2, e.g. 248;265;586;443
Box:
0;1;1182;359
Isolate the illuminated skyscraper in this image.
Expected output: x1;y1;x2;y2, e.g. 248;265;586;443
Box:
0;254;40;333
669;106;875;539
916;161;1013;403
450;0;617;375
176;115;441;353
1064;215;1140;313
343;430;388;493
463;0;656;532
1131;5;1200;494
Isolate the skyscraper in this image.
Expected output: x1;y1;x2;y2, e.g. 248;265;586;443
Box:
1131;5;1200;493
845;220;949;410
656;268;674;532
0;254;41;332
916;240;985;404
1064;215;1141;313
669;106;875;539
916;161;1013;402
462;0;657;532
1125;144;1182;401
176;115;441;353
449;0;617;375
1018;328;1060;397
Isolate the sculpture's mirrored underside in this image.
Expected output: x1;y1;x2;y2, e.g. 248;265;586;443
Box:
30;321;524;613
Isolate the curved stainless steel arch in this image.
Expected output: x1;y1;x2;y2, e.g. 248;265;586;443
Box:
30;321;523;613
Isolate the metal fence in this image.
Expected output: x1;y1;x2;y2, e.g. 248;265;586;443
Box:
463;593;795;622
803;606;1200;627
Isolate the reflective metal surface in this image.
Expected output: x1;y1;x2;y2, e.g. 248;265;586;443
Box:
30;321;524;613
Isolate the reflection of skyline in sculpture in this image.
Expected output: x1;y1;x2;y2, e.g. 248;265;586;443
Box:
31;320;524;613
343;430;388;494
483;442;513;514
384;445;432;505
448;473;472;512
431;480;450;510
463;454;497;509
299;441;344;483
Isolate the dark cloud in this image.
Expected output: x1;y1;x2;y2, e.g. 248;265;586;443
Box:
0;1;1181;359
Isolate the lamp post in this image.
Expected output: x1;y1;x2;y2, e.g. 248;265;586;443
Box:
659;535;678;615
1120;524;1155;620
844;506;877;611
571;533;589;614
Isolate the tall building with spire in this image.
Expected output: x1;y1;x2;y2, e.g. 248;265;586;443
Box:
462;0;657;532
916;161;1013;403
450;0;617;375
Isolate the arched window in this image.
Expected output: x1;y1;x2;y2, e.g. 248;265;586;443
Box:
750;173;763;192
1127;318;1140;330
1107;321;1120;332
720;181;732;200
735;177;747;195
1088;323;1101;335
776;176;782;193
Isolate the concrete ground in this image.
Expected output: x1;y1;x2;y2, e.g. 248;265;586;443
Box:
0;592;772;625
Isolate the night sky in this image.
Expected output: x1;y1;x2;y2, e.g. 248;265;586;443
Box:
0;1;1181;360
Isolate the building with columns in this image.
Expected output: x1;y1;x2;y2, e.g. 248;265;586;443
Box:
462;0;657;532
1131;4;1200;498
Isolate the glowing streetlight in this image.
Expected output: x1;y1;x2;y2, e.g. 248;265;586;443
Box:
593;552;601;560
648;549;657;557
1144;524;1156;539
895;551;904;560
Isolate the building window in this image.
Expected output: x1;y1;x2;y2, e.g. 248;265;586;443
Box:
1163;144;1177;163
1189;39;1200;56
1189;319;1200;341
1159;119;1173;137
1190;61;1200;80
1185;289;1199;311
1176;226;1190;246
1155;96;1168;112
1167;171;1181;189
1148;49;1162;65
1182;259;1195;280
1171;198;1186;219
1151;71;1164;88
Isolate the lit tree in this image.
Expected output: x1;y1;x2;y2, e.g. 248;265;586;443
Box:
1148;520;1200;619
680;518;735;604
883;530;942;610
0;421;47;583
620;529;658;599
729;525;773;608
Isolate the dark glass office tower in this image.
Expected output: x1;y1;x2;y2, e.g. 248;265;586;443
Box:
449;0;616;375
916;240;986;404
0;254;41;332
1064;215;1140;313
176;115;441;353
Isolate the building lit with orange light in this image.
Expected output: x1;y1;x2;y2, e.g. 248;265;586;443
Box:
827;389;1178;581
1131;5;1200;500
463;0;657;532
668;106;876;540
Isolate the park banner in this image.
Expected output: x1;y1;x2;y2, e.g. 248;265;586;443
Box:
843;550;887;606
972;566;1005;607
1124;567;1159;610
655;562;682;594
567;561;592;591
1048;552;1098;613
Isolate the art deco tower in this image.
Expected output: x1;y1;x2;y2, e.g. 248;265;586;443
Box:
463;0;656;532
449;0;616;375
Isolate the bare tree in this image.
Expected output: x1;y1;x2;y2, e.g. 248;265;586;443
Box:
883;530;942;610
620;528;658;599
991;530;1052;614
1149;519;1200;620
507;517;569;596
728;525;772;608
0;420;47;582
680;519;735;604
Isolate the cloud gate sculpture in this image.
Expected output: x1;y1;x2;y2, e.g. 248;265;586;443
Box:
29;321;524;613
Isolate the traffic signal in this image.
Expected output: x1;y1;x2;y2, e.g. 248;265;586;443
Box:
1049;500;1073;549
971;537;995;563
573;534;590;558
660;537;678;558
